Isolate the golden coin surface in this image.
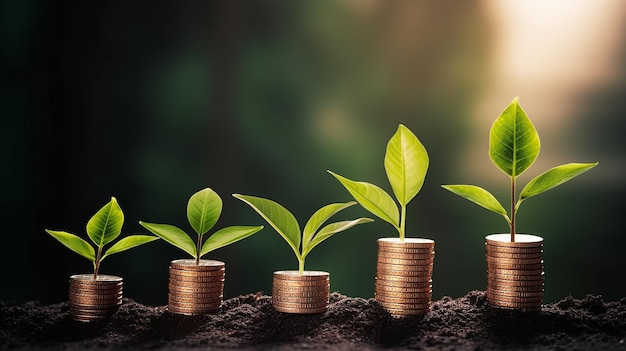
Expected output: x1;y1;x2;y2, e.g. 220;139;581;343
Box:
273;271;329;281
487;263;544;271
486;256;544;265
168;276;226;284
170;259;225;270
375;284;432;293
485;250;543;260
70;274;123;283
377;257;435;266
488;300;541;310
487;292;543;302
377;301;431;310
272;287;329;296
273;304;326;314
169;290;224;298
376;268;433;277
485;234;543;247
378;237;435;249
169;269;225;278
271;279;330;288
375;278;432;289
487;288;543;297
383;307;430;316
271;300;328;309
487;267;544;276
375;274;433;283
377;251;435;259
377;262;433;271
486;243;543;252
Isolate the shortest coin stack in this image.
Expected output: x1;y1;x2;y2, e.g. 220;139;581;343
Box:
68;274;123;323
375;238;435;316
168;259;225;315
486;234;544;311
272;271;330;314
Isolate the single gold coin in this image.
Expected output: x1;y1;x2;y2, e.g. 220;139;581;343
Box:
383;307;430;316
487;267;544;276
170;259;225;271
485;234;543;247
377;300;431;310
70;274;123;284
375;273;433;283
375;278;432;289
378;237;435;249
272;304;326;314
377;262;433;271
377;257;435;266
486;256;544;265
271;287;329;297
272;295;329;304
169;269;225;278
487;288;543;298
271;300;328;309
376;268;433;277
375;284;432;293
487;263;544;271
486;243;543;252
273;271;329;281
485;250;543;260
377;251;435;259
168;300;221;309
168;290;224;299
69;289;123;298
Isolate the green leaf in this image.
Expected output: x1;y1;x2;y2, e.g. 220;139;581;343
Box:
519;162;598;204
199;225;264;257
187;188;222;236
441;185;510;220
45;229;96;262
86;197;124;248
233;194;302;258
302;202;355;248
489;97;541;177
139;221;197;258
384;124;429;206
101;235;159;261
328;171;400;230
302;218;373;258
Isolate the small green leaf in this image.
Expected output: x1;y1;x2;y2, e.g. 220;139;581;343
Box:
45;229;96;262
489;97;541;177
328;171;400;230
86;197;124;248
519;162;598;204
139;221;197;258
199;225;264;257
441;185;510;220
187;188;222;236
302;202;355;248
233;194;302;259
101;235;159;261
302;218;373;258
384;124;429;206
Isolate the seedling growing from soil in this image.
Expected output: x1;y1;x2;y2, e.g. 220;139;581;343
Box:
233;194;373;273
45;197;159;279
442;97;598;242
140;188;264;264
328;124;429;240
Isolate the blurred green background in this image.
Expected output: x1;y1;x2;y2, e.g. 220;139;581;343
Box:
1;0;624;306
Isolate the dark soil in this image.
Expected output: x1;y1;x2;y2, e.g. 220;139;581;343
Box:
1;291;625;350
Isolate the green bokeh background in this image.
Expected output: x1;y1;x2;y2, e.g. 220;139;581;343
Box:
1;1;624;306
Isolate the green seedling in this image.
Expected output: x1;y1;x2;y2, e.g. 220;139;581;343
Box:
442;97;598;242
45;197;159;279
139;188;264;265
233;194;373;273
328;124;429;240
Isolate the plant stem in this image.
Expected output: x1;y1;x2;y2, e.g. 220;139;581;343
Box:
298;257;305;274
510;176;516;242
94;246;103;279
400;204;406;241
196;234;202;265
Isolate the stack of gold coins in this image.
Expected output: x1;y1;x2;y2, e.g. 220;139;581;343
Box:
68;274;123;322
375;238;435;315
272;271;329;314
486;234;544;311
167;259;225;315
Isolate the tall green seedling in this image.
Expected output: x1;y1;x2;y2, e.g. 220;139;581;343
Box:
140;188;264;264
328;124;429;240
233;194;373;273
45;197;159;279
442;97;598;241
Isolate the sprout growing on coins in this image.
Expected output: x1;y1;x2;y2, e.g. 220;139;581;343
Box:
233;194;373;273
328;124;429;240
442;97;598;242
45;197;159;279
140;188;264;264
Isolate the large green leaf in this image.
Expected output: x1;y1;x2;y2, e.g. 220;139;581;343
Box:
384;124;429;206
519;162;598;204
86;197;124;248
233;194;302;258
139;221;197;258
199;225;264;257
441;185;510;220
489;97;541;177
101;235;159;260
187;188;222;236
302;218;373;258
328;171;400;230
302;202;355;248
45;229;96;262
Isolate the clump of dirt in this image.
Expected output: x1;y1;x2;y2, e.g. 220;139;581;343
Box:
1;291;624;350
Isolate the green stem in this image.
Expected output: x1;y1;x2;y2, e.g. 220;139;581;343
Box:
298;257;305;274
510;176;516;242
196;234;202;265
94;246;103;279
399;204;406;241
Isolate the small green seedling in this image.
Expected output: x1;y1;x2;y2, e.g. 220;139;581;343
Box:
328;124;429;240
139;188;264;265
442;97;598;242
233;194;373;273
45;197;159;279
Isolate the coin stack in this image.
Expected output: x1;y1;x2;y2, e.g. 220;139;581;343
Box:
167;259;225;315
375;238;435;315
68;274;123;323
272;271;330;314
486;234;544;311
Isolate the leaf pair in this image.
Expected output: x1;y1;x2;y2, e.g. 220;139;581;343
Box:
329;124;429;239
442;97;598;239
140;188;263;262
233;194;373;273
45;197;159;278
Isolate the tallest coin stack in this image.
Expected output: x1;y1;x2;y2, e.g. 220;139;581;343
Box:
486;234;544;311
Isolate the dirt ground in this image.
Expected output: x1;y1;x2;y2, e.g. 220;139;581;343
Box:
1;291;625;350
